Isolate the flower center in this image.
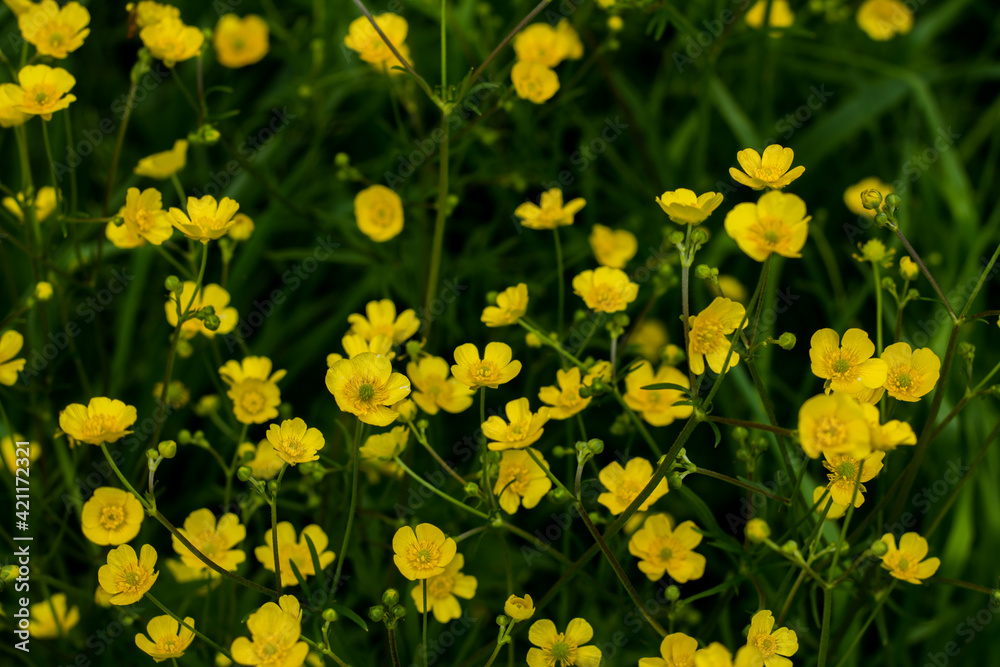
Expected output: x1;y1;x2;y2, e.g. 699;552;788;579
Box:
406;540;442;573
756;635;776;657
691;319;724;354
832;358;851;374
498;464;530;496
100;505;125;530
897;557;910;571
590;285;621;310
135;209;155;232
358;383;375;401
428;574;454;599
279;437;305;458
474;362;498;381
755;165;782;182
659;546;674;561
240;389;265;414
814;416;846;449
82;414;119;438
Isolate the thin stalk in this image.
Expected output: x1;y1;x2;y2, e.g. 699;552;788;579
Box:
833;582;896;667
959;241;1000;318
554;227;565;336
705;415;795;436
103;81;137;216
146;593;232;661
817;588;833;667
693;468;791;504
332;421;364;594
872;261;883;354
271;463;289;595
422;579;429;667
388;627;402;667
892;226;957;322
467;0;552;88
424;113;450;341
394;456;489;519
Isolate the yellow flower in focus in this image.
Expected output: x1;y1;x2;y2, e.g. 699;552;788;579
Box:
589;224;637;269
688;297;747;375
844;177;893;218
629;516;706;583
809;328;887;395
343;13;409;67
655;188;724;225
219;356;286;425
482;398;550;451
81;487;144;546
230;600;309;667
266;418;325;465
494;448;552;514
408;356;474;415
392;523;457;581
598;457;669;515
899;256;919;281
878;532;940;584
860;403;916;451
11;64;77;120
348;299;420;344
514;188;585;230
880;342;940;402
797;392;871;459
410;553;477;623
359;425;409;460
28;593;80;638
638;633;699;667
214;14;269;68
745;0;795;30
18;1;90;59
134;139;188;179
98;544;159;605
505;594;535;621
538;367;591;420
729;145;804;190
169;195;240;242
572;267;639;313
629;319;669;361
135;615;196;662
857;0;913;40
2;186;57;223
172;509;246;573
0;330;27;386
141;17;204;67
239;439;285;480
255;523;336;586
111;187;170;245
354;184;404;242
482;283;528;327
822;451;885;507
623;361;692;427
512;61;560;104
34;281;53;301
745;610;798;667
227;213;255;241
326;352;411;426
166;283;239;339
0;83;30;127
451;342;522;389
128;1;180;29
58;397;137;446
527;618;602;667
725;190;810;262
2;433;38;475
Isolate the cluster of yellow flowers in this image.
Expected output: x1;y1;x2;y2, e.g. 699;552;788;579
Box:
510;19;583;104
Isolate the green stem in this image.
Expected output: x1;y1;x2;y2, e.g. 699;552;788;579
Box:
705;415;795;436
424;113;450;341
554;227;565;336
271;463;289;595
693;467;790;504
301;636;351;667
332;421;364;595
394;456;489;519
872;261;883;355
892;226;957;322
439;0;447;88
40;120;61;215
146;593;232;661
103;81;137;216
817;587;833;667
833;583;896;667
169;173;186;204
959;242;1000;319
422;578;429;667
516;319;587;369
388;627;402;667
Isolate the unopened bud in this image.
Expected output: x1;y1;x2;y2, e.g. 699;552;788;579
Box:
382;589;399;606
861;189;882;210
665;585;680;601
322;609;338;622
668;473;683;490
884;193;901;212
158;440;177;459
165;275;182;292
587;438;604;454
496;614;510;627
869;539;888;557
874;212;889;228
368;606;385;622
745;518;770;544
694;264;713;280
777;332;796;350
237;465;253;482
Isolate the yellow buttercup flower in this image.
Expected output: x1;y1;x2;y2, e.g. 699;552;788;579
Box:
2;186;57;222
494;448;552;514
255;522;336;586
505;594;535;621
629;319;668;361
410;553;478;623
28;593;80;638
527;618;602;667
348;299;420;344
638;633;699;667
359;425;409;460
482;398;550;451
141;17;204;66
797;392;871;459
822;451;885;507
623;361;692;427
81;487;144;546
899;256;919;281
511;61;560;104
589;224;638;269
230;600;309;667
326;352;411;426
0;83;30;127
116;187;173;245
729;145;804;190
857;0;913;40
844;177;893;218
880;342;940;402
3;0;36;16
341;332;395;359
692;644;758;667
18;0;90;59
813;486;848;520
228;213;255;241
343;13;409;68
860;403;916;451
0;330;27;386
538;367;592;420
59;397;138;446
105;220;141;247
854;239;894;267
408;356;474;415
655;188;724;225
172;509;246;573
724;190;810;262
514;188;586;230
169;195;240;242
214;14;269;67
392;523;457;581
266;418;325;465
219;356;286;425
451;342;522;389
513;22;578;67
2;433;38;475
482;283;528;327
555;19;583;60
878;532;939;584
10;64;76;120
745;0;795;30
583;360;612;388
572;267;639;313
135;615;196;662
714;275;748;303
598;457;669;515
688;297;746;375
98;544;159;605
745;610;798;667
134;139;188;179
166;282;239;339
128;1;180;29
237;439;285;480
628;515;706;583
809;328;888;395
354;184;404;242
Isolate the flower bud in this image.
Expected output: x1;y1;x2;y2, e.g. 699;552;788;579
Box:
869;539;888;557
690;227;710;244
322;608;339;622
463;482;481;499
777;332;796;350
485;291;498;305
504;594;535;621
668;473;683;490
368;606;385;622
874;212;889;228
335;152;351;167
662;344;685;365
237;465;253;482
781;540;799;555
899;256;919;281
694;264;713;280
158;440;177;459
146;448;159;460
34;282;53;301
204;314;221;331
1;564;20;584
745;518;770;544
382;589;400;606
391;604;406;619
549;487;571;503
496;614;510;627
667;230;685;245
587;438;604;454
608;15;624;31
861;189;882;210
665;585;681;601
165;275;182;292
884;193;901;212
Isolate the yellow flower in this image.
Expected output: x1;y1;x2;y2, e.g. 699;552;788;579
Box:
141;17;205;66
745;610;798;667
359;425;409;460
106;219;145;248
3;0;36;16
166;282;239;339
880;342;940;402
392;523;457;581
134;139;188;179
589;224;638;269
514;188;586;230
482;398;550;451
354;184;404;242
34;281;53;301
58;397;138;446
729;145;804;190
809;328;888;395
572;267;639;313
169;195;241;242
115;187;173;245
688;297;746;375
724;190;810;262
813;486;848;520
230;600;309;667
2;186;57;222
94;584;114;607
512;61;560;104
228;213;255;241
538;367;592;420
899;256;919;281
513;22;575;67
878;532;940;584
482;283;528;327
266;418;325;465
128;1;180;29
525;332;543;348
18;0;90;59
28;593;80;638
0;330;27;385
238;439;285;480
172;509;246;572
0;82;30;127
655;188;724;225
797;392;871;459
451;342;522;389
623;361;692;427
629;516;706;583
219;356;286;425
822;451;885;507
745;0;795;30
81;487;144;546
255;522;336;586
860;403;916;451
527;618;602;667
98;544;159;605
853;239;894;267
505;594;535;621
343;13;409;68
326;352;411;426
135;615;196;662
408;356;474;415
348;299;420;344
494;448;552;514
555;19;584;60
410;553;478;623
629;319;669;361
844;177;893;218
638;632;699;667
714;275;748;303
583;361;612;388
598;457;669;515
693;644;758;667
10;64;76;120
1;433;38;475
214;14;268;67
857;0;913;40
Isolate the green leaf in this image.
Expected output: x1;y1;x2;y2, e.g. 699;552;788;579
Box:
329;603;369;632
289;559;313;598
641;382;689;392
304;533;326;590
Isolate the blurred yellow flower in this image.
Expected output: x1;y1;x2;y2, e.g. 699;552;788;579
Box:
410;553;477;623
494;448;552;514
408;356;474;414
28;593;79;638
214;14;269;68
844;177;893;218
128;1;180;29
692;643;758;667
629;319;668;361
860;403;916;451
166;282;239;339
798;392;871;459
724;190;810;262
19;0;90;59
81;487;144;546
623;361;692;426
1;433;38;475
482;398;550;451
813;486;848;520
730;145;804;190
745;0;795;30
342;333;394;360
98;544;159;605
513;22;579;67
135;615;196;662
656;188;724;225
745;610;798;667
451;342;521;389
899;256;919;281
134;139;188;179
10;64;77;120
343;13;410;70
348;299;419;344
688;297;746;375
0;83;30;127
141;17;204;67
714;275;748;302
638;632;699;667
881;342;940;402
355;184;404;242
34;281;52;301
822;451;885;507
0;330;27;386
255;522;336;586
3;0;36;16
589;224;638;269
512;61;560;103
527;618;602;667
3;186;57;223
219;356;286;425
538;367;591;420
227;213;255;241
482;283;528;327
326;352;411;426
857;0;913;41
879;532;939;584
629;516;706;583
573;267;639;313
359;425;409;460
169;195;241;242
266;418;325;465
505;594;535;621
59;397;138;446
230;599;309;666
172;509;246;573
106;219;145;248
238;439;285;480
809;328;887;395
598;457;669;515
392;522;457;580
514;188;585;229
